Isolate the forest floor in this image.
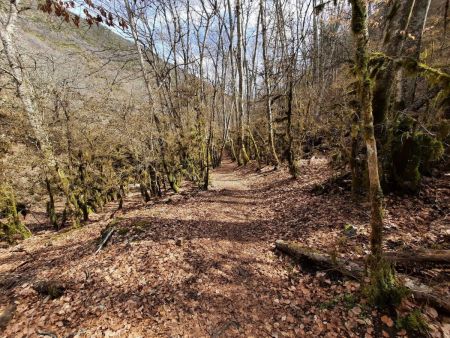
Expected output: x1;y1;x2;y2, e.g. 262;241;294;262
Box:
0;158;449;337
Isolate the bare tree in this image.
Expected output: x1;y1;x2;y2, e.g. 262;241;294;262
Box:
259;0;280;168
235;0;249;165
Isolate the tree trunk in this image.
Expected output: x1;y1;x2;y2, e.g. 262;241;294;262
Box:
350;114;365;196
260;0;280;168
286;58;298;178
372;0;414;127
397;0;432;109
350;0;386;293
45;178;58;229
247;126;261;169
148;165;162;197
235;0;249;165
275;240;364;279
312;0;320;84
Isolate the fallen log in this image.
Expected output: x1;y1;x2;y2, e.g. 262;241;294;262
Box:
275;240;450;313
385;249;450;266
274;240;364;280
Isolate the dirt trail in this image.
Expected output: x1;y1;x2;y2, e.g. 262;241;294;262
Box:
1;159;448;337
0;159;301;337
210;158;250;191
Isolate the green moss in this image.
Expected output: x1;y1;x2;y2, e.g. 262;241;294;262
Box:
435;120;450;140
46;200;57;227
239;146;250;165
117;227;130;236
344;223;357;237
319;297;340;310
364;259;409;308
168;173;180;193
401;59;450;88
343;293;358;308
319;293;359;310
417;133;444;174
1;220;32;243
389;116;444;192
396;309;429;336
350;0;366;34
0;185;31;243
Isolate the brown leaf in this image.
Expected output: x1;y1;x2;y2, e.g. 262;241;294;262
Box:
380;315;394;327
425;306;438;319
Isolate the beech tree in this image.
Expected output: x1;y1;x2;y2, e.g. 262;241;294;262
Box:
349;0;391;305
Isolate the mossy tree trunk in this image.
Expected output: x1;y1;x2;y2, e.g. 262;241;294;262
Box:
372;0;414;131
350;114;365;196
45;178;57;229
77;152;89;222
148;165;162;197
204;133;211;190
118;184;124;210
396;0;431;110
229;137;238;163
139;169;151;202
370;0;432;192
350;0;390;304
0;185;31;242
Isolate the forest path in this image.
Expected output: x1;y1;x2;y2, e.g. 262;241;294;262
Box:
0;159;386;338
1;158;307;337
3;158;447;336
209;157;251;190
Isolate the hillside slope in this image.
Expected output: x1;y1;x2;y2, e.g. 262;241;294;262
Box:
17;10;142;98
1;9;146;204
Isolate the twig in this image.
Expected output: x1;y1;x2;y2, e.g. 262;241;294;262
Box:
37;331;57;338
12;259;31;272
211;320;240;338
0;66;19;82
95;227;115;254
29;211;45;226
